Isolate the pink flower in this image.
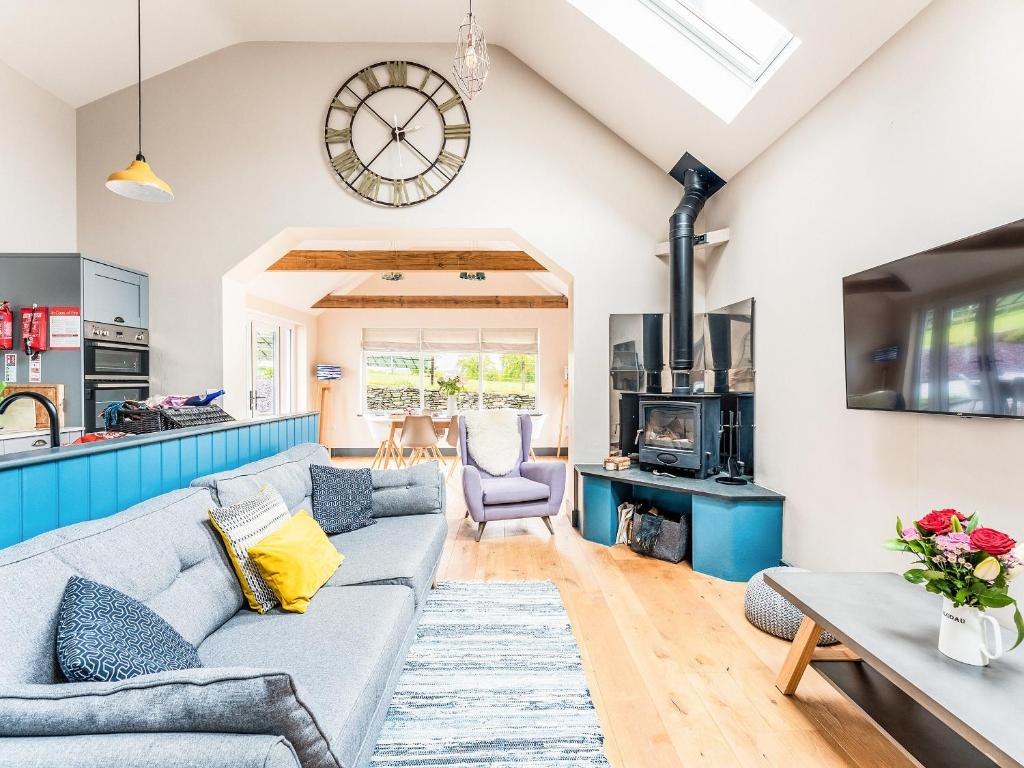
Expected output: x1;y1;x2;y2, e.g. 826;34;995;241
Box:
901;527;921;541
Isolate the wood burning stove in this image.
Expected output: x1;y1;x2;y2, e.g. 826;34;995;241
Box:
638;395;721;478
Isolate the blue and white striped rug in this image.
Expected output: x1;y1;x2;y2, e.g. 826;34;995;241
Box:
371;581;611;767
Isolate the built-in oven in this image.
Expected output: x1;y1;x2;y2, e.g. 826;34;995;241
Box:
84;381;151;433
84;321;149;379
83;321;150;432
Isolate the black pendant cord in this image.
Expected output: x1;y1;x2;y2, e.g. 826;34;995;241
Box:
136;0;143;160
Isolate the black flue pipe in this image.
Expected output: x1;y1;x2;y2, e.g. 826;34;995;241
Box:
668;168;709;394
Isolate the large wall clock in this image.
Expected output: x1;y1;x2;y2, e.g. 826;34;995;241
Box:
324;60;472;207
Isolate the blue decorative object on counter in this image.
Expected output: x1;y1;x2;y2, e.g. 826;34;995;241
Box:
57;576;201;683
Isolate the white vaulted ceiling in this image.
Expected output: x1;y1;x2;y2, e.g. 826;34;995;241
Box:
0;0;929;178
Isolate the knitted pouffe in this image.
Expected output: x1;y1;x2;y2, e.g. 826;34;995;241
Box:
744;566;839;646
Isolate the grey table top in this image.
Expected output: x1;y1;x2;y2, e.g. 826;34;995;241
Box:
575;463;785;501
766;571;1024;767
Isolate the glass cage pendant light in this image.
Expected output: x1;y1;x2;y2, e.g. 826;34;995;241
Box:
106;0;173;202
452;0;490;99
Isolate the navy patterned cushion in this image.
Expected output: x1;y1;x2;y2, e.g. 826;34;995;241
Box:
56;576;202;683
310;464;376;534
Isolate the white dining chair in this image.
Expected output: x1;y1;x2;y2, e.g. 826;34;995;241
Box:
364;416;394;469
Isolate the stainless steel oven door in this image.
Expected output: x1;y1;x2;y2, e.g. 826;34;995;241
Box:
84;381;151;433
85;340;150;378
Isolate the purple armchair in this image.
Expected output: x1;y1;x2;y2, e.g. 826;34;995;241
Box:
459;414;566;541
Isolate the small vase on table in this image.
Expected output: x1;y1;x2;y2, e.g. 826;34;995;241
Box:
447;395;458;415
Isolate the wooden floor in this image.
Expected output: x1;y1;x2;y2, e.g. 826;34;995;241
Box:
334;456;912;768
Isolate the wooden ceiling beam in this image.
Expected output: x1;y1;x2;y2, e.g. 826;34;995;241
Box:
312;294;568;309
270;249;545;272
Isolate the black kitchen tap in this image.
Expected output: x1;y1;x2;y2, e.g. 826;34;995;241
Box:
0;392;60;448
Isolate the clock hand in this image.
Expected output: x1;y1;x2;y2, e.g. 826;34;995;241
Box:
394;113;404;173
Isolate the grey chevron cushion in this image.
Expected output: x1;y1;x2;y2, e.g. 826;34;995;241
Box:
56;576;201;683
310;465;376;535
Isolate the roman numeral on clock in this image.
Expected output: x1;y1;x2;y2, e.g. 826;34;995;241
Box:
437;94;462;114
357;171;382;199
444;123;471;140
391;180;409;207
325;127;351;144
331;149;360;176
414;174;435;199
437;150;465;173
387;61;407;87
331;98;356;114
359;67;381;94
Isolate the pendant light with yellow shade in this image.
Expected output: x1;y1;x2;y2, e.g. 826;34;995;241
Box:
106;0;173;202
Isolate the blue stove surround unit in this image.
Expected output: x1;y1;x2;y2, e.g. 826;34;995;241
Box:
0;412;319;548
574;464;783;582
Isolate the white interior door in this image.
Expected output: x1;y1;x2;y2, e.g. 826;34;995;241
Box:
248;322;280;417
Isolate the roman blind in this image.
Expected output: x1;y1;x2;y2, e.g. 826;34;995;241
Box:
361;328;420;352
481;328;539;353
421;328;481;352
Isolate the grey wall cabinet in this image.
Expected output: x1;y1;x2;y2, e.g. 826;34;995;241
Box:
82;260;149;328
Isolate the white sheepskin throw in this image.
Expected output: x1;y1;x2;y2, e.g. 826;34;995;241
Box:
464;409;522;476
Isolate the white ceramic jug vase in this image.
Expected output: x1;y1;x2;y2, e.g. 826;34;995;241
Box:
938;598;1004;666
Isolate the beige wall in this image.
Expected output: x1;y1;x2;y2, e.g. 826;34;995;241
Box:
76;42;680;461
0;61;76;251
705;0;1024;572
316;307;569;449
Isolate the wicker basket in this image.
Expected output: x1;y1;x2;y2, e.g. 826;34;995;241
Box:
112;405;164;435
160;405;235;430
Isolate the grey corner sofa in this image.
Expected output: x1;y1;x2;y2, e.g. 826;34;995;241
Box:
0;443;448;768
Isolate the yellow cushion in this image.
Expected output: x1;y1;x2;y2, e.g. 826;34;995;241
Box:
247;511;343;613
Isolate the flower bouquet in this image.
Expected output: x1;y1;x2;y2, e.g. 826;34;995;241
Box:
886;509;1023;665
438;375;464;414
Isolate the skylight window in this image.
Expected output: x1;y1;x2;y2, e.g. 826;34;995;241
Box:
639;0;795;83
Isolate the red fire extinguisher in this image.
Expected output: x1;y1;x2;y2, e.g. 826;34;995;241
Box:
21;304;48;355
0;301;12;351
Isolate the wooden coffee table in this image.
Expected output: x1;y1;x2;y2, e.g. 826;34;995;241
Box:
766;571;1023;768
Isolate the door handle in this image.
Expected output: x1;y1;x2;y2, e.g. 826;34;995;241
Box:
114;316;125;324
31;439;47;447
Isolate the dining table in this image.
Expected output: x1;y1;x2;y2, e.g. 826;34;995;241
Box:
366;414;456;469
363;412;546;468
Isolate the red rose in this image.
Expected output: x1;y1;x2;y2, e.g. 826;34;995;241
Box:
916;509;968;535
969;527;1016;556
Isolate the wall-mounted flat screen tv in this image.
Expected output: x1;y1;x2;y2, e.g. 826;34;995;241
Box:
843;217;1024;418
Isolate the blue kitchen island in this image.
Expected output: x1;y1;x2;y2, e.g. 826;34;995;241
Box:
575;464;784;582
0;412;319;548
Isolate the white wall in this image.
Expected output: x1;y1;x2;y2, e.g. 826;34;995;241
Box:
316;307;569;450
76;42;680;460
704;0;1024;572
0;60;76;251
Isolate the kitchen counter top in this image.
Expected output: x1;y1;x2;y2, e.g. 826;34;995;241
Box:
0;426;83;440
0;412;318;470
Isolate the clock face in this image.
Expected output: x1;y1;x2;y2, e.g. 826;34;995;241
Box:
324;61;471;207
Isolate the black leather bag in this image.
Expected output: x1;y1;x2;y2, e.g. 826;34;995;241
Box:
627;504;689;564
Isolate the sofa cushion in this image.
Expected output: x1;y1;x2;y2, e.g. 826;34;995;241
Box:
57;576;202;682
0;733;301;768
370;461;445;517
0;667;339;768
325;514;447;606
481;476;550;505
209;487;292;614
198;585;415;768
191;443;330;510
310;465;376;534
0;487;239;685
248;511;343;614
